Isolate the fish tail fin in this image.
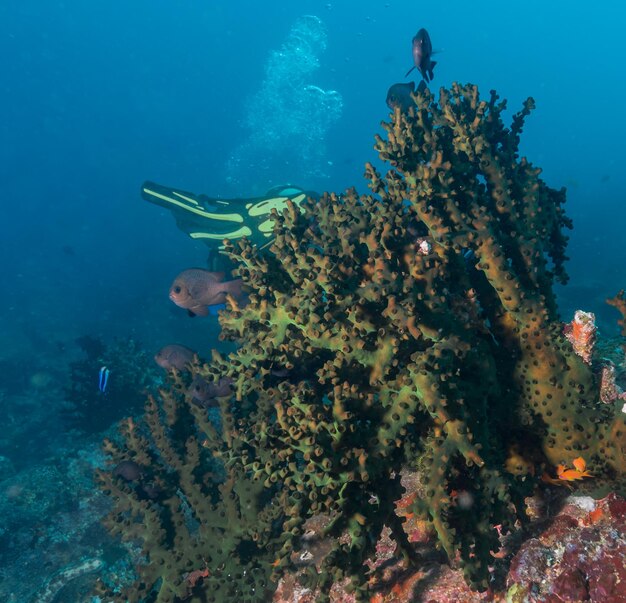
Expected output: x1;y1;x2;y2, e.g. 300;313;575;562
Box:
225;279;243;299
429;61;437;80
404;66;415;77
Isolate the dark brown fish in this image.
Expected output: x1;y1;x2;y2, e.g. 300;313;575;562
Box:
270;367;291;378
405;28;436;82
188;376;233;407
169;269;244;317
114;460;143;482
386;80;427;112
154;344;196;371
140;483;162;500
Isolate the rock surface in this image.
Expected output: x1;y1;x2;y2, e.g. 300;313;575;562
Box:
273;491;626;603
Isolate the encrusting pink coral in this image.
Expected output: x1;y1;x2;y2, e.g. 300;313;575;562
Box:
563;310;596;364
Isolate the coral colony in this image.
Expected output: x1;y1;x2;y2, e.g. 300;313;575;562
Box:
96;85;626;602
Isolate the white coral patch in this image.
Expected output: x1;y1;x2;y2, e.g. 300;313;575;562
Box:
565;495;597;512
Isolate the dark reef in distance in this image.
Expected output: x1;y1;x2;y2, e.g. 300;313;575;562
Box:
95;83;626;603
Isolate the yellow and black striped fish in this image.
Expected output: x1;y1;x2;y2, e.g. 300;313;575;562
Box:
142;181;315;250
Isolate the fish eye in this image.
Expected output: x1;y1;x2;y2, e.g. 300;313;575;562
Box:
174;286;181;294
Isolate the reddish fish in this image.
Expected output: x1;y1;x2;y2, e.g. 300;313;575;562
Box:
114;460;143;482
169;269;243;316
188;376;233;407
155;344;196;371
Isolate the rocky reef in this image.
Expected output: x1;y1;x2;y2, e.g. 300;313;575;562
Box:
97;84;626;602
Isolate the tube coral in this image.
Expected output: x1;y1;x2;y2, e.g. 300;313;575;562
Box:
99;84;626;602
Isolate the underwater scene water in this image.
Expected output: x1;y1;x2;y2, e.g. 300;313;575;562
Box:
1;1;625;601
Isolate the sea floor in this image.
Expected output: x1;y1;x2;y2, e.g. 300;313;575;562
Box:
0;295;625;602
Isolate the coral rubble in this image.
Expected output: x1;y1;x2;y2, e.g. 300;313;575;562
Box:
99;84;626;602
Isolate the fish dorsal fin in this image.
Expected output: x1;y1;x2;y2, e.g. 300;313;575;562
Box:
205;271;225;282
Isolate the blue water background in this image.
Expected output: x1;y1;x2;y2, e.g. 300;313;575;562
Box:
1;1;625;598
1;0;624;355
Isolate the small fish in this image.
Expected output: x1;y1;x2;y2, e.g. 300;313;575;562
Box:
155;344;196;371
386;80;427;112
541;456;593;488
463;248;477;266
98;365;110;393
140;483;161;500
270;367;291;378
114;460;142;482
405;28;437;82
169;269;244;317
557;456;593;481
188;376;233;408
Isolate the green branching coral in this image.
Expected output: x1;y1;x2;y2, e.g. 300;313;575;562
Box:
370;83;625;477
99;83;626;601
217;83;625;592
95;376;282;603
219;186;523;594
